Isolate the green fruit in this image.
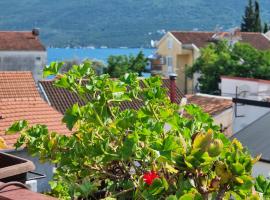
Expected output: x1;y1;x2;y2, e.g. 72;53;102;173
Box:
215;161;226;176
208;139;223;157
193;130;213;151
215;161;232;184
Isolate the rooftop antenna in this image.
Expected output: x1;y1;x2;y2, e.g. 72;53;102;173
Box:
214;25;223;33
237;84;250;98
228;27;242;46
212;25;223;40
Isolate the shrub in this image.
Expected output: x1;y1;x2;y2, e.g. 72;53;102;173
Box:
7;61;262;199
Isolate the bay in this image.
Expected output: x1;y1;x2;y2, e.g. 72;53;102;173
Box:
47;48;155;64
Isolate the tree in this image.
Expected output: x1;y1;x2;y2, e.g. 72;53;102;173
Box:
241;0;262;32
6;61;265;199
104;51;149;77
187;41;270;94
60;59;106;75
263;23;269;33
241;0;255;32
254;0;262;32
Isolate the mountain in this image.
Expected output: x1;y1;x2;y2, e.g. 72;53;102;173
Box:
1;0;270;47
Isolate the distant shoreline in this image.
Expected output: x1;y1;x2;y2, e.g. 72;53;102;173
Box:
47;47;155;49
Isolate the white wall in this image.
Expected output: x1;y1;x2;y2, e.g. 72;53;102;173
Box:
253;161;270;178
0;51;47;81
221;77;270;133
213;107;233;136
221;78;270;100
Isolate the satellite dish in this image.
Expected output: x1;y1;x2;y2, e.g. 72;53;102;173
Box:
150;40;157;48
150;40;155;47
237;84;250;98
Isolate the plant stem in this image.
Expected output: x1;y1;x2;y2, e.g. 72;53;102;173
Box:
216;186;227;200
107;101;115;119
111;187;134;198
112;188;135;197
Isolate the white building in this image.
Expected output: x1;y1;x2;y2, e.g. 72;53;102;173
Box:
0;29;47;81
221;76;270;133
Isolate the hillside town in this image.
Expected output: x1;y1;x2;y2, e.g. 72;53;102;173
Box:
1;0;270;200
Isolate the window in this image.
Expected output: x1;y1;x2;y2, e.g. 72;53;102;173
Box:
167;38;173;49
36;57;41;61
166;56;173;73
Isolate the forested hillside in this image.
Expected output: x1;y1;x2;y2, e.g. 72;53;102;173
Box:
1;0;270;47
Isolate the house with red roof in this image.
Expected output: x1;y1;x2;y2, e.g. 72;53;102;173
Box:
0;71;69;192
186;93;233;136
151;29;270;94
0;29;46;81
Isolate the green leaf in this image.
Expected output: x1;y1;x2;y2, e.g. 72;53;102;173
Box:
54;75;70;88
63;103;81;130
163;135;178;151
6;120;28;134
166;195;178;200
120;133;138;160
149;178;164;196
161;176;169;191
179;193;202;200
255;175;270;197
43;62;64;77
78;180;97;198
231;163;245;175
14;135;26;149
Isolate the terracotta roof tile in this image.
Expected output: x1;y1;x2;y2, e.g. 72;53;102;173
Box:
39;79;185;114
170;31;270;50
0;31;45;51
171;31;214;48
187;94;232;116
0;182;56;199
0;72;40;99
0;72;69;149
0;98;70;148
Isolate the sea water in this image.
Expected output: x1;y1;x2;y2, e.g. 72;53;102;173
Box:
47;48;154;64
47;48;154;77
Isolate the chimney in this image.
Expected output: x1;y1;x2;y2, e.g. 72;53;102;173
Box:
169;73;177;103
32;28;40;37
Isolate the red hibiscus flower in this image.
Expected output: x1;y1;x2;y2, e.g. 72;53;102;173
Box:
143;171;159;185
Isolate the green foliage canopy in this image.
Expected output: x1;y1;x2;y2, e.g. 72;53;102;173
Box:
104;51;149;77
6;61;264;199
60;59;106;75
187;41;270;94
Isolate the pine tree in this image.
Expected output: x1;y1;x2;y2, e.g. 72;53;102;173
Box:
241;0;255;32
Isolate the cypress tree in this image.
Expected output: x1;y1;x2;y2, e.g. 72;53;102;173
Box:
241;0;255;32
263;23;269;33
241;0;263;32
254;0;262;32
